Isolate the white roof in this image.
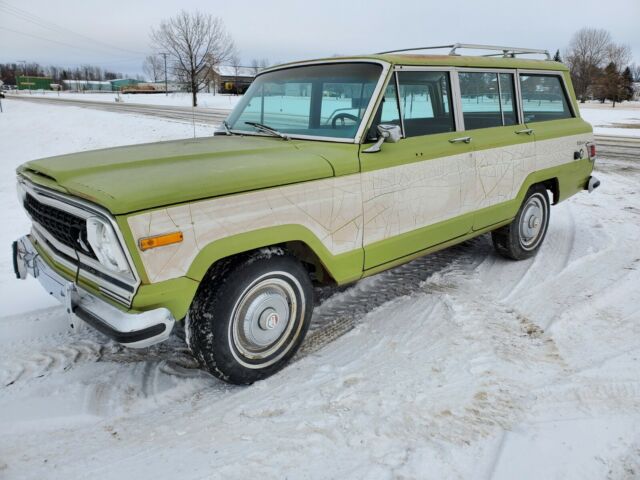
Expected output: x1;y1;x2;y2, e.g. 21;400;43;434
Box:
62;80;111;86
213;66;256;78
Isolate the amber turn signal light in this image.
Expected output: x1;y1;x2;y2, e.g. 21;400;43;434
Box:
139;232;183;251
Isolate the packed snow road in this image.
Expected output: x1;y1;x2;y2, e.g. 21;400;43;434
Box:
4;94;230;126
1;101;639;479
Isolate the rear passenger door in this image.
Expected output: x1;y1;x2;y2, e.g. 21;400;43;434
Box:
457;70;536;230
519;72;583;172
360;69;475;270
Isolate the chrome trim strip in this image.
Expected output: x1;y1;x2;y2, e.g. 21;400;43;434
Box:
31;227;133;305
514;69;525;124
449;70;464;132
15;235;174;348
18;177;140;306
394;70;405;137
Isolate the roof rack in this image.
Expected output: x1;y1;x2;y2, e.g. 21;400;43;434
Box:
375;43;551;60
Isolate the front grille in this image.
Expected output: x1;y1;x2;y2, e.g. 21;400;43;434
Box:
24;193;97;260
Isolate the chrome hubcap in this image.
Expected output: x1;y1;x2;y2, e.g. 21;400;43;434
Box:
231;277;297;360
519;195;546;250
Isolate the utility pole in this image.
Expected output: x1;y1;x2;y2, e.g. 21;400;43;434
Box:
162;53;168;96
17;60;27;94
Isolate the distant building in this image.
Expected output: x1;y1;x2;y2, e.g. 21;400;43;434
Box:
208;66;257;94
633;82;640;101
61;78;141;92
17;76;54;90
62;80;112;92
110;79;141;91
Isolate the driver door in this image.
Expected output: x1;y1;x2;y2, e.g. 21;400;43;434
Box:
360;70;475;270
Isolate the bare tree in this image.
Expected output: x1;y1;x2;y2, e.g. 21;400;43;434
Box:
142;55;163;82
565;28;612;102
606;43;632;71
151;10;234;106
250;59;260;76
229;51;242;94
250;58;269;76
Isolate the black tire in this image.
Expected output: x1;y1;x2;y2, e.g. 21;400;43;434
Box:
491;185;551;260
186;249;313;385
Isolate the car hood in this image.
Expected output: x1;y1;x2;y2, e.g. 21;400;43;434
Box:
18;135;337;214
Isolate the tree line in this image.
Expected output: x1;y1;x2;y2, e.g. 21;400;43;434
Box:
562;27;639;107
0;62;134;86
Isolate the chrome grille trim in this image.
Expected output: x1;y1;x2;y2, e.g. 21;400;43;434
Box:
18;177;140;306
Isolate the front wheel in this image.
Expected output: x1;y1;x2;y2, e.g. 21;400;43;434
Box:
491;185;550;260
186;251;313;385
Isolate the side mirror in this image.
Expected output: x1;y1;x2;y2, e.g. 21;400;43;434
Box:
362;124;402;153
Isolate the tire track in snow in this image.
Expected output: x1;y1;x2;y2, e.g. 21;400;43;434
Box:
0;237;492;421
299;238;489;357
1;339;106;387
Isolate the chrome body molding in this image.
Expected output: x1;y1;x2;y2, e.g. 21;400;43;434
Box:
17;177;140;306
13;235;174;348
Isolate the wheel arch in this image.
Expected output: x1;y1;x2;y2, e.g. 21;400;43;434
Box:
185;224;363;286
540;177;560;205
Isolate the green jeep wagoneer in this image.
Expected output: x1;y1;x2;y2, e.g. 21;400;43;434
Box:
13;44;600;384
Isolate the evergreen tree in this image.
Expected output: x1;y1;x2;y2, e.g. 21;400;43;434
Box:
597;62;623;107
553;49;562;63
621;66;634;101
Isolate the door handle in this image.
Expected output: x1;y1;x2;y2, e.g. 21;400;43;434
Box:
449;136;472;144
515;128;534;135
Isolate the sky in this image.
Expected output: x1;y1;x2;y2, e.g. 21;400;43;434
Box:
1;0;639;77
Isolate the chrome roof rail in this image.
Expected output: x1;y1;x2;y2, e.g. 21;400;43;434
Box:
376;43;551;60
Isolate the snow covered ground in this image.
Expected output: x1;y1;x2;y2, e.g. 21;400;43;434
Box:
1;101;640;479
579;101;640;137
6;90;243;109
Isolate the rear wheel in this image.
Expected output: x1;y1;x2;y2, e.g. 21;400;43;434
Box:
491;185;550;260
186;250;313;385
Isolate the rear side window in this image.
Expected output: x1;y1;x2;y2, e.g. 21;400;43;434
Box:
397;71;455;137
519;74;573;123
459;72;517;130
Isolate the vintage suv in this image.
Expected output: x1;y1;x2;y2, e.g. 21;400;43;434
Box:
13;44;599;384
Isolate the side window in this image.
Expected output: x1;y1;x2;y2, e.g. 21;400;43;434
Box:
459;72;517;130
396;71;455;137
520;74;573;123
499;73;517;126
380;84;400;124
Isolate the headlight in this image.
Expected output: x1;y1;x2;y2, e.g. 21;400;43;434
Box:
16;180;27;206
86;217;129;273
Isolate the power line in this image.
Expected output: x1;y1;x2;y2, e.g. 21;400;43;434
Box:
0;25;145;63
0;0;148;56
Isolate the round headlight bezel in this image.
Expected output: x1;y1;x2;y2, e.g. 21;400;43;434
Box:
86;216;130;274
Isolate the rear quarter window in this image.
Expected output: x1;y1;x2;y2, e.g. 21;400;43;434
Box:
520;74;573;123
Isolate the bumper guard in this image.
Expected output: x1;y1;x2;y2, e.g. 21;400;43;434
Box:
13;235;175;348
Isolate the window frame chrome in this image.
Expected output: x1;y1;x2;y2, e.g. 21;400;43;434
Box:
516;69;577;120
389;65;463;134
454;67;522;126
226;59;392;145
17;177;140;306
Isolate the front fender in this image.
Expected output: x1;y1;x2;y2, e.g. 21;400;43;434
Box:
185;224;363;284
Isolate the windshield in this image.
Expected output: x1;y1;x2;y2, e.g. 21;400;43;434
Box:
226;62;383;140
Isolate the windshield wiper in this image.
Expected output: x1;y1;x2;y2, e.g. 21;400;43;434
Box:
244;121;290;140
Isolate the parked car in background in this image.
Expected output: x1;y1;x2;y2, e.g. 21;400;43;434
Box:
13;44;599;384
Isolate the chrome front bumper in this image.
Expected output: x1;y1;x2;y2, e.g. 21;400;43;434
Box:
13;235;175;348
